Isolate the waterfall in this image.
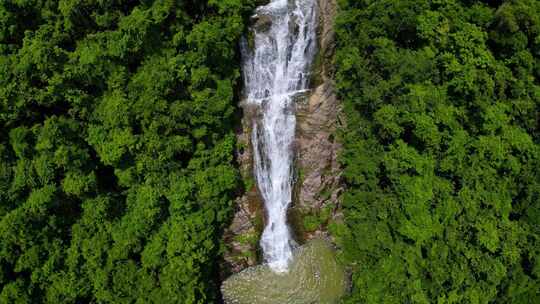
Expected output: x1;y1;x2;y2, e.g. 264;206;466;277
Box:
241;0;318;273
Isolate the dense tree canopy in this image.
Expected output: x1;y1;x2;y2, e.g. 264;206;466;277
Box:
335;0;540;303
0;0;261;303
3;0;540;303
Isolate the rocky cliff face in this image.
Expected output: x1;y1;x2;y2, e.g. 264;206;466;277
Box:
293;0;341;241
222;0;340;275
222;104;263;275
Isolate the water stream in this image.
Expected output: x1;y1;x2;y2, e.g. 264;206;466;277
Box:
241;0;318;273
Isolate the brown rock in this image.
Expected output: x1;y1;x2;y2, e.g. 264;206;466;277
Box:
319;0;337;79
221;110;264;276
253;14;272;32
293;0;341;240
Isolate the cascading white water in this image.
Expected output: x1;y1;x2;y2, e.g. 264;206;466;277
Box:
241;0;318;273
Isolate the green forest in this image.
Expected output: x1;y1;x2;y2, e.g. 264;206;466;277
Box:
0;0;263;302
336;0;540;303
0;0;539;303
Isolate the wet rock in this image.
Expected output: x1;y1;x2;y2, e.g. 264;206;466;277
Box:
253;14;273;32
222;109;264;275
